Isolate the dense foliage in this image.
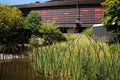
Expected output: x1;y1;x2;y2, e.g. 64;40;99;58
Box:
0;5;24;44
101;0;120;32
39;22;67;44
24;11;41;35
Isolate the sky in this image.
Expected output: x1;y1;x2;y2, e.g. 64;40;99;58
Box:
0;0;49;5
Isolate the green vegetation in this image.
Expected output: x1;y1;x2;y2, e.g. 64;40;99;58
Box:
38;22;67;44
24;11;67;45
0;4;23;44
32;34;120;80
101;0;120;26
24;11;41;35
101;0;120;40
0;4;24;53
0;2;120;80
82;27;93;37
1;34;120;80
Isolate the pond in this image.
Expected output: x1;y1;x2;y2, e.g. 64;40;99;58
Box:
0;58;36;80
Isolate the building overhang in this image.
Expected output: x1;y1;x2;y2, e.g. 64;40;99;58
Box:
12;0;105;9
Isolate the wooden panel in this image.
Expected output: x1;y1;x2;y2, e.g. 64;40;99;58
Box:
38;7;105;27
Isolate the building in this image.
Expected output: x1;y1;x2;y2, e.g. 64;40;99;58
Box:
14;0;105;32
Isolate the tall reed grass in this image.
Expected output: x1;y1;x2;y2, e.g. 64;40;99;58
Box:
33;35;120;80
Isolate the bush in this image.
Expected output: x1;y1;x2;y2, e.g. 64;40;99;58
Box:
82;27;93;37
38;22;67;44
0;4;24;44
0;5;25;53
24;11;41;35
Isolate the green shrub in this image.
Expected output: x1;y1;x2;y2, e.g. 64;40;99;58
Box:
0;5;25;53
30;36;44;46
38;22;67;44
82;27;93;37
24;11;41;35
0;5;23;33
0;4;23;44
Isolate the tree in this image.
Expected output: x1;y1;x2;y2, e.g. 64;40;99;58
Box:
101;0;120;41
24;11;42;35
0;4;24;44
101;0;120;31
0;4;24;53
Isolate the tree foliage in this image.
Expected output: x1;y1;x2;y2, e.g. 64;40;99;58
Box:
0;4;23;33
101;0;120;31
24;11;41;34
0;4;24;43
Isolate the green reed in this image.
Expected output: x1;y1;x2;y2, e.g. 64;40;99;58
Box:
33;35;120;80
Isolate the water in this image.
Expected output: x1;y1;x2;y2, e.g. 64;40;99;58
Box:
0;58;36;80
0;56;57;80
